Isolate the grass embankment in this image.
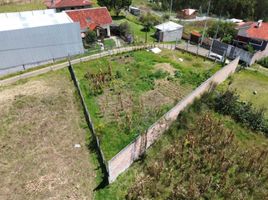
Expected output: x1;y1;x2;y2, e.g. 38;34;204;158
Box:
0;0;45;13
220;69;268;117
95;98;268;199
0;69;97;199
182;20;215;35
74;49;220;160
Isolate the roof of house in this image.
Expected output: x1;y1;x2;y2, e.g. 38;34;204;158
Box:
0;9;73;32
45;0;92;9
155;21;183;32
65;7;112;31
181;9;197;16
191;31;201;37
226;18;243;23
237;21;268;41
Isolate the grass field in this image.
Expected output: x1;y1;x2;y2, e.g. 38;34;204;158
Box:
0;69;97;199
74;49;221;160
0;0;45;13
221;69;268;117
95;100;268;199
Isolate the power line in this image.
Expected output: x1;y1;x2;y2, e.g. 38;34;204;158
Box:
200;0;211;44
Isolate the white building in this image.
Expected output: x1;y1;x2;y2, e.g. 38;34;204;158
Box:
0;10;84;76
155;21;183;42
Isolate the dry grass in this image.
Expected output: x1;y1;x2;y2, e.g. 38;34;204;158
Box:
0;71;95;200
0;0;45;13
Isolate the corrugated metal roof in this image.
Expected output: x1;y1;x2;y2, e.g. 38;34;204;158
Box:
0;23;84;70
155;21;183;32
0;9;73;31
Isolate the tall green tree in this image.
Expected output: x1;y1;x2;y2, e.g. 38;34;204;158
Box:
98;0;132;16
207;21;237;44
139;13;160;43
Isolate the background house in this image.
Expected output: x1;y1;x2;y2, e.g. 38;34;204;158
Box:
234;20;268;51
45;0;93;12
0;9;84;75
155;21;183;42
129;6;141;16
190;31;202;44
65;7;112;38
178;9;198;19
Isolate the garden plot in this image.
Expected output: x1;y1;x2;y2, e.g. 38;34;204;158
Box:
74;50;221;160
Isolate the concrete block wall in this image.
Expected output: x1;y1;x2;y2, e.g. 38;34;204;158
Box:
108;57;240;183
250;45;268;65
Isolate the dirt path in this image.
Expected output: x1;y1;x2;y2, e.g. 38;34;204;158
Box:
0;71;95;200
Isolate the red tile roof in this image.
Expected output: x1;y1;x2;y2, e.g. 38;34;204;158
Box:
191;31;201;37
66;7;112;31
238;21;268;41
45;0;92;9
182;9;197;16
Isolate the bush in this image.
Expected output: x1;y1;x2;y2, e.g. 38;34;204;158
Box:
84;29;97;45
257;57;268;68
127;114;268;199
208;90;268;134
119;22;131;37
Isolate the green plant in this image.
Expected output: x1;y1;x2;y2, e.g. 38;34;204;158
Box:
127;114;268;199
257;57;268;68
84;29;97;45
208;90;268;134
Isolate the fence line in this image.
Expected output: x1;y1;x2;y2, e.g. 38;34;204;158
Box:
0;44;155;86
68;64;109;183
107;57;240;183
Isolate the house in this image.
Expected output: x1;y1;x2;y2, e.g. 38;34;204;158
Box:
190;31;201;44
129;6;141;16
234;20;268;51
0;9;84;76
65;7;112;38
155;21;183;42
45;0;93;12
178;9;198;19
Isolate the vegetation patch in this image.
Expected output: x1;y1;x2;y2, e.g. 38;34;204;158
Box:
74;49;220;160
220;69;268;117
95;98;268;200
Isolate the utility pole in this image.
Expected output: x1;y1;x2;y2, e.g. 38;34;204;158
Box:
209;12;222;56
170;0;173;15
200;0;211;44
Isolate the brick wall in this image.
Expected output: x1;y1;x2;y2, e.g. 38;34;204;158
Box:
108;57;240;183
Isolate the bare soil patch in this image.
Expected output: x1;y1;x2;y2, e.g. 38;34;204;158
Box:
153;63;176;75
0;72;95;200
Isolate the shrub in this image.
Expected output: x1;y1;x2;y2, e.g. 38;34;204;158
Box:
127;114;268;199
257;57;268;68
84;29;97;45
119;22;131;37
208;90;268;134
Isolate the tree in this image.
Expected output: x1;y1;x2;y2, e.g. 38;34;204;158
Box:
98;0;132;16
127;114;268;199
207;21;237;44
119;21;131;37
84;29;97;45
140;13;160;43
